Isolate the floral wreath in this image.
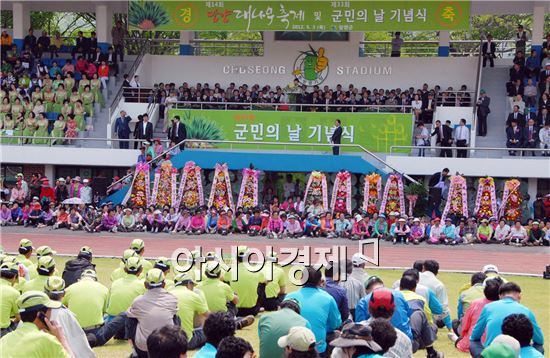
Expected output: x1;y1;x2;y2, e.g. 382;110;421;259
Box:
151;160;178;207
237;168;260;209
474;177;497;220
499;179;522;222
207;163;234;210
176;161;204;210
442;175;468;220
304;171;328;210
379;173;405;216
362;173;382;214
330;171;352;214
123;162;150;208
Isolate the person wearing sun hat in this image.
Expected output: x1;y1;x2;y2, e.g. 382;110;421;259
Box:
428;217;443;244
330;320;397;358
0;261;20;337
476;218;493;243
106;257;145;319
16;238;37;277
61;246;95;287
45;276;95;358
22;256;57;293
0;291;74;358
130;238;154;274
277;326;318;357
127;268;178;356
169;272;209;349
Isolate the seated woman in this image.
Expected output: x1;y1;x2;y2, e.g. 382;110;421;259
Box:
217;210;231;236
334;213;352;238
50;114;66;145
68;207;83;231
189;209;205;234
206;207;219;234
32;112;49;145
320;212;336;238
119;208;136;232
352;214;370;240
476;219;493;243
409;218;424;244
267;211;284;239
173;209;191;234
64;114;79;140
392;218;411;244
232;210;247;234
33;99;45;116
151;209;165;233
304;213;320;237
99;208;118;233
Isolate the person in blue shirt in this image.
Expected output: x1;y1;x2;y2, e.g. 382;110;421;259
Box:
10;202;23;224
501;313;544;358
286;266;341;354
441;218;456;244
324;262;350;322
304;214;320;237
470;282;544;358
206;207;218;234
356;275;413;341
193;312;236;358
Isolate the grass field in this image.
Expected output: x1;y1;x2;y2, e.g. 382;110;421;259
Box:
48;256;549;358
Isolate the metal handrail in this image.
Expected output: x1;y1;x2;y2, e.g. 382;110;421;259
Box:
389;145;549;156
472;39;484;139
106;139;420;190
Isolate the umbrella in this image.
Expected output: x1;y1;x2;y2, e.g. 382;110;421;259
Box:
62;197;84;205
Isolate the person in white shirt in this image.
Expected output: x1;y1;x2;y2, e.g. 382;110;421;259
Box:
454;118;470;158
411;94;423;122
493;219;511;242
80;179;93;204
539;122;550;156
414;122;430;157
129;75;140;88
506;221;528;246
45;276;96;358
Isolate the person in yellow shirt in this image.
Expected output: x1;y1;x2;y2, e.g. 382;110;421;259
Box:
21;256;56;293
170;272;209;349
261;252;287;311
199;261;238;314
63;269;126;347
154;257;174;290
36;245;56;258
0;261;20;337
16;238;37;278
130;239;153;273
111;248;138;282
0;291;73;358
106;257;145;318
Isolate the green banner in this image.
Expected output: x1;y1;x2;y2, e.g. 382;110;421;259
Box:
129;1;470;32
167;109;413;153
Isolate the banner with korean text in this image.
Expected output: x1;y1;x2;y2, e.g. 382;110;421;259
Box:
167;109;413;153
129;1;471;32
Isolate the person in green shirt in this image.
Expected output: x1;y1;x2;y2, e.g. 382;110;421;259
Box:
111;248;138;282
106;257;145;318
223;246;266;317
199;261;238;314
36;245;56;258
16;238;37;278
130;239;153;274
154;257;174;290
262;252;287;311
477;219;494;243
0;261;20;336
0;291;73;358
258;298;312;358
21;256;56;293
64;269;127;347
170;272;209;349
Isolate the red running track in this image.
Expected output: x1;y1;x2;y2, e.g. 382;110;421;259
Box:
1;231;549;275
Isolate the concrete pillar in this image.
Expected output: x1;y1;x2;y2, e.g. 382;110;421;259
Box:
95;4;113;52
179;31;194;55
527;178;538;217
531;3;546;58
358;32;365;57
44;165;55;185
12;2;30;50
438;30;450;57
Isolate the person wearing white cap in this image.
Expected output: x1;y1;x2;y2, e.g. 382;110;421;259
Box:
392;218;411;245
80;179;92;204
54;178;69;203
278;326;317;357
351;214;369;240
68;177;83;199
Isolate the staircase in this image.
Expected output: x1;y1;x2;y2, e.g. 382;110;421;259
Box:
80;56;136;148
475;65;510;155
152;116;166;141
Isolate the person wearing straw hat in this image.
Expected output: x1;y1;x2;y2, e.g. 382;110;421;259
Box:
0;261;20;337
0;291;74;357
21;256;56;293
62;246;95;287
127;268;178;357
330;320;397;358
119;207;136;232
170;272;209;349
44;276;95;358
68;176;83;199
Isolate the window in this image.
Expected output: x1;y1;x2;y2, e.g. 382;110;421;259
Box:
275;32;349;41
0;165;23;185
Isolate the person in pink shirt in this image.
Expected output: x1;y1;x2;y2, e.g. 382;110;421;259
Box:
190;209;206;234
173;209;190;234
267;211;284;239
351;214;369;240
456;277;503;353
10;181;26;204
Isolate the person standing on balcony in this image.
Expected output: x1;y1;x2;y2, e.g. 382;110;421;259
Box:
391;32;404;57
476;90;491;136
111;21;126;62
515;25;529;55
135;113;153;145
115;110;132;149
168;116;187;151
331;119;343;155
482;34;496;68
454;119;470;158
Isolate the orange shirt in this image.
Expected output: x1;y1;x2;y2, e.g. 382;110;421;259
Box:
1;34;12;46
98;65;109;78
217;215;230;229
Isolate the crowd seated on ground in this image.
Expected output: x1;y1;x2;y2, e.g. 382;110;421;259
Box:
505;32;550;156
0;236;545;358
0;28;122;145
2;172;549;248
135;80;472;119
